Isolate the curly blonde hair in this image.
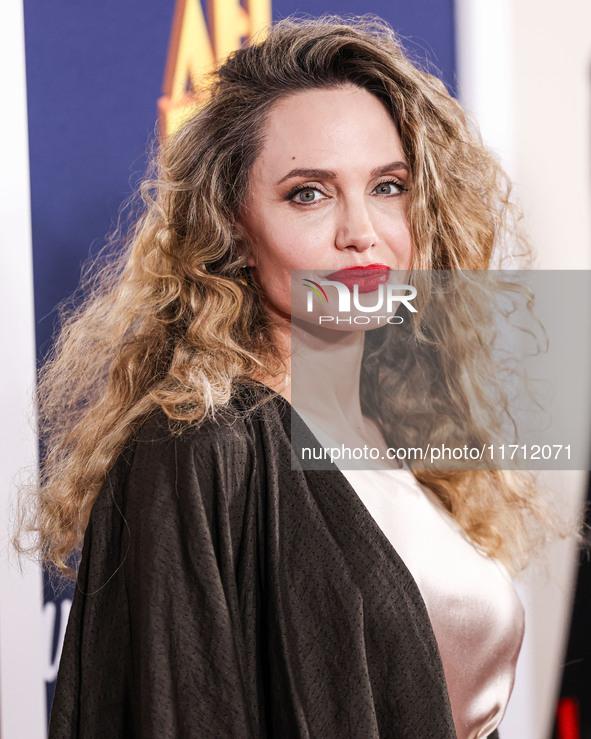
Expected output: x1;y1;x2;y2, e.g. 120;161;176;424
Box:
14;14;576;582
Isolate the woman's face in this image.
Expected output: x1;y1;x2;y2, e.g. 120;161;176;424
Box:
238;83;412;326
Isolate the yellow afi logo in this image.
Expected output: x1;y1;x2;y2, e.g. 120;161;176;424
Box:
158;0;271;136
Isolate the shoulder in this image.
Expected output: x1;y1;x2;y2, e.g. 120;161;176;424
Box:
131;381;287;469
134;381;286;445
94;384;288;518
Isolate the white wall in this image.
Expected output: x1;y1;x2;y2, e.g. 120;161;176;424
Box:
512;0;591;271
0;0;46;737
455;1;591;738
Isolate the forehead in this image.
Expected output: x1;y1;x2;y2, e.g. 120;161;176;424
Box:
252;85;405;179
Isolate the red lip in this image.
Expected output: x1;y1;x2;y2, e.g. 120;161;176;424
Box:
325;264;391;294
325;263;391;281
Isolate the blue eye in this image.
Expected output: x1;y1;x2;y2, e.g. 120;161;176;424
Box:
289;186;325;204
372;180;407;196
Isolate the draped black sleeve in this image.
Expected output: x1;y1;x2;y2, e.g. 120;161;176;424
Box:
48;406;265;738
48;386;465;738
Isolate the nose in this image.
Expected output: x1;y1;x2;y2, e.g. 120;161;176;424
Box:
334;199;378;251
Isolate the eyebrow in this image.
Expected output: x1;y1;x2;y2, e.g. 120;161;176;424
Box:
276;161;409;186
277;162;409;185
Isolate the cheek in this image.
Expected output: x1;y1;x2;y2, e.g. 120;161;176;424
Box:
254;220;321;275
256;240;300;278
252;228;327;318
387;221;413;269
270;207;337;266
249;233;301;312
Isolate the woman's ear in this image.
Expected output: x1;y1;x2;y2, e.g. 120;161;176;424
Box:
235;239;255;269
234;217;256;268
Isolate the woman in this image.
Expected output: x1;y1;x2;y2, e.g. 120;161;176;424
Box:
16;15;569;739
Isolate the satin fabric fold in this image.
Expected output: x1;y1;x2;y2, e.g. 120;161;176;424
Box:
340;467;525;739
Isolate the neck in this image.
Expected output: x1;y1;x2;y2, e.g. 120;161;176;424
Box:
259;315;368;431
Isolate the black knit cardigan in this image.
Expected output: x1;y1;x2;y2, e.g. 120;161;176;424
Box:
48;383;501;738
